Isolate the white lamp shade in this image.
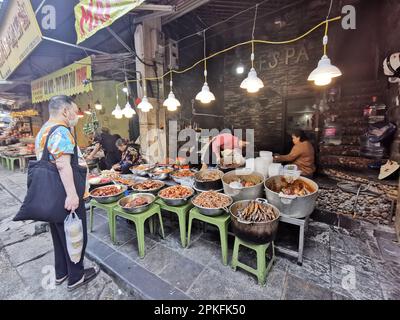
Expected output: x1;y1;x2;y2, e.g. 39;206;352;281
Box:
163;91;181;111
95;103;102;110
240;68;264;93
137;96;153;113
112;103;123;119
308;55;342;86
122;102;136;118
195;83;215;104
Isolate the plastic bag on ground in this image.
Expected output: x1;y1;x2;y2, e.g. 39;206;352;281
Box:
64;211;83;264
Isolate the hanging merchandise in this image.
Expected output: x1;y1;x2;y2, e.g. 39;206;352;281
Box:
383;53;400;84
83;110;100;135
322;115;342;145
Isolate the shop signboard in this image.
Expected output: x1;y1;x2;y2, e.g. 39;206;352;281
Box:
0;1;42;79
74;0;145;44
31;57;93;104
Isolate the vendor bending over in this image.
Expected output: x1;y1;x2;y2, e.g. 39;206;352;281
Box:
211;133;248;164
112;138;142;174
274;130;316;177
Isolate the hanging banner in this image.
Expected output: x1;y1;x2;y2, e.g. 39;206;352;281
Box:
74;0;145;44
0;1;42;79
31;57;93;104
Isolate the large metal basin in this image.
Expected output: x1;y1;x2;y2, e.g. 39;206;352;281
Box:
222;169;264;201
229;199;280;244
264;176;319;218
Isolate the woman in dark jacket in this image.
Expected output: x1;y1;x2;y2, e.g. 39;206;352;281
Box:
112;138;143;174
87;128;121;170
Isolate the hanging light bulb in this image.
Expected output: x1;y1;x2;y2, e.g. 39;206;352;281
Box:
137;96;153;113
94;100;102;110
236;62;245;75
308;0;342;86
308;52;342;86
163;83;181;111
112;103;123;119
163;52;181;111
122;101;136;118
240;54;264;93
112;94;124;119
240;4;264;93
195;30;216;104
137;79;153;113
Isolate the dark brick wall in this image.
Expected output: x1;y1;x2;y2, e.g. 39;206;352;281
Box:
223;39;322;153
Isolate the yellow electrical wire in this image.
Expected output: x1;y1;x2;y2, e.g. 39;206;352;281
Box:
115;16;341;90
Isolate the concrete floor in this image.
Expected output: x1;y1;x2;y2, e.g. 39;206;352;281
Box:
1;166;399;300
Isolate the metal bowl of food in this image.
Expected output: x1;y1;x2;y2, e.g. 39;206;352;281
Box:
118;193;156;214
194;169;224;191
192;191;232;216
130;164;154;176
158;185;194;206
131;179;165;195
89;184;127;204
147;166;174;180
229;199;280;244
170;169;197;184
111;176;136;189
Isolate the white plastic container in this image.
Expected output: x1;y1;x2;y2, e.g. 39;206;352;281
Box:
268;163;283;177
260;151;273;159
245;158;256;171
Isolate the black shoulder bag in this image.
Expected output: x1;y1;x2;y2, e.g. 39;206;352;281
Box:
13;125;87;223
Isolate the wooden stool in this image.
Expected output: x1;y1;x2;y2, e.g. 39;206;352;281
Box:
231;237;275;286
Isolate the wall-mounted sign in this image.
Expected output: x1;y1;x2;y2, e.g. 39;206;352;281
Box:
0;1;42;79
31;57;93;104
74;0;145;44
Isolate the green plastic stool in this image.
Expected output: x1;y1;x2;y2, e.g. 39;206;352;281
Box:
89;199;119;240
231;237;275;286
0;156;7;168
7;157;20;171
187;207;230;265
112;203;165;258
155;198;193;247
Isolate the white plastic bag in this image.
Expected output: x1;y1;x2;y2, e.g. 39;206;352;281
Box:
64;211;84;264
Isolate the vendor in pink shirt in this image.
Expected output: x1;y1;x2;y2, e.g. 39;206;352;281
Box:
211;133;248;164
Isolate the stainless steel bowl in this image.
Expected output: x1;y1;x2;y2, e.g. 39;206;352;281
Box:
130;164;154;176
118;193;156;214
131;180;165;195
191;193;232;216
158;187;194;206
90;185;128;204
170;169;197;185
148;167;173;180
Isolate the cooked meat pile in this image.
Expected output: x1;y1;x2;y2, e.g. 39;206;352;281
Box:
192;191;231;208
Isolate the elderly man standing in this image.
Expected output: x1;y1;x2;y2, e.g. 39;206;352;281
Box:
35;95;99;291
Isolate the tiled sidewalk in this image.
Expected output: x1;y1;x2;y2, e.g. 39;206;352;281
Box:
1;166;399;300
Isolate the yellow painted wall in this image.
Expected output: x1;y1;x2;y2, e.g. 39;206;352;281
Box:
73;79;131;148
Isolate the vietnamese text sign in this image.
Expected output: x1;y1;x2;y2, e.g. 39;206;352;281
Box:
0;1;42;79
74;0;145;44
31;57;93;104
